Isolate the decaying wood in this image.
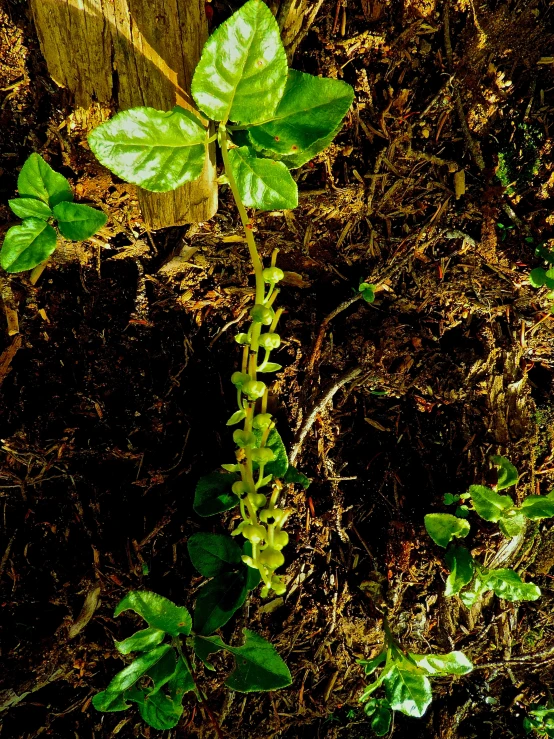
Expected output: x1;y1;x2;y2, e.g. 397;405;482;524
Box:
269;0;324;60
30;0;217;230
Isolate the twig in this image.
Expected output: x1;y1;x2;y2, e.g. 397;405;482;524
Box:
0;335;23;388
474;646;554;670
307;293;362;371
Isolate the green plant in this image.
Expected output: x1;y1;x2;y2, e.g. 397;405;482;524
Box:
358;619;473;736
425;456;554;605
92;591;290;730
0;153;106;274
524;703;554;737
359;281;376;303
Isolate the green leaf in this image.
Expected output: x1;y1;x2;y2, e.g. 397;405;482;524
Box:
228;147;298;210
88;106;207;192
52;201;107;240
521;494;554;520
191;0;287;124
8;197;53;220
444;545;475;596
359;282;376;303
363;699;392;736
193;629;291;692
279;124;342;169
115;591;192;637
227;409;247;425
92;690;131;712
115;626;166;655
484;568;541;602
248;69;353;158
145;648;177;696
460;572;487;608
0;219;58;273
193;472;239;516
258;362;282;373
443;493;459;505
498;511;526;537
530;268;554;289
490;455;518;490
411;651;473;676
168;656;195;701
469;484;513;522
102;644;172;698
283;465;311;489
424;513;470;548
252;427;289;478
187;532;243;577
17;153;73;207
359;650;387;676
128;689;184;730
193;570;249;635
383;663;432;718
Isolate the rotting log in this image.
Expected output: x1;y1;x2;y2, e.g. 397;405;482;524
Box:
29;0;217;230
269;0;324;61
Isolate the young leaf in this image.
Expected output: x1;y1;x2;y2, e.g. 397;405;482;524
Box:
193;570;249;635
359;649;387;676
498;511;526;538
228;147;298;210
191;0;287;124
383;663;432;718
92;690;131;712
52;201;107;240
115;626;166;655
187;532;243;577
444;544;475;596
0;219;58;273
128;689;184;730
194;629;292;691
193;472;239;516
530;268;554;289
227;409;247;425
17;153;73;207
247;70;354;158
521;493;554;520
283;465;311;489
88;106;207;192
145;648;177;695
490;455;518;490
424;513;470;548
411;651;473;676
469;484;513;522
168;656;195;701
460;572;487;608
98;644;172;701
252;427;289;478
363;698;392;736
443;493;459;505
258;362;282;373
8;197;53;220
359;282;375;303
484;569;541;602
115;591;192;637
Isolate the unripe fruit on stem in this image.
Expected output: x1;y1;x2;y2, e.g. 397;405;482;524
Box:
232;481;247;496
233;429;256;448
273;530;289;549
260;507;286;525
271;576;286;595
262;267;284;283
252;493;267;508
242;524;266;543
235;333;250;345
251;447;275;464
253;413;272;429
250;304;273;325
259;333;281;350
259;547;285;569
231;371;250;387
243;380;266;400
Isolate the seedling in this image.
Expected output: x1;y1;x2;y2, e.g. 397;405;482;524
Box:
87;0;352;599
0;153;106;275
92;590;290;730
359;281;376;303
524;703;554;737
425;456;554;605
358;619;472;736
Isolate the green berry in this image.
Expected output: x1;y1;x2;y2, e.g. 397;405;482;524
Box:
260;507;287;525
243;380;266;400
250;304;273;325
231;371;250;387
251;447;276;464
259;333;281;350
262;267;284;283
235;333;250;345
259;547;285;569
253;413;272;429
252;493;267;508
233;429;256;448
242;524;266;543
273;530;289;549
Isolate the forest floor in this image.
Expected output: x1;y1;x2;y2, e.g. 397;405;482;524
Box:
1;0;554;737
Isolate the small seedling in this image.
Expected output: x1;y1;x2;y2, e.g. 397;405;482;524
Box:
0;153;106;274
524;703;554;737
359;282;376;303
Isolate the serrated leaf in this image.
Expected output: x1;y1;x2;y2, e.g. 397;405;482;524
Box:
227;409;247;425
424;513;470;548
187;532;243;578
521;494;554;520
283;464;311;489
17;153;73;207
0;219;58;273
191;0;287;124
115;591;192;637
252;427;288;478
469;484;513;522
411;651;473;676
193;570;249;635
128;688;184;730
498;511;526;537
194;628;291;692
484;568;541;602
8;197;53;220
359;650;387;676
88;106;207;192
52;201;107;240
383;663;432;718
228;147;298;210
445;544;474;596
258;362;282;373
115;626;166;655
193;472;239;517
490;455;518;490
248;69;353;158
102;644;172;698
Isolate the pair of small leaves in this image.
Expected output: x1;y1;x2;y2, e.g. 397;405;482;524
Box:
187;533;260;634
1;154;107;272
363;698;392;736
359;282;376;303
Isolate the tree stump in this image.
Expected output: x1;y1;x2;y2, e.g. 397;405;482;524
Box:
30;0;217;230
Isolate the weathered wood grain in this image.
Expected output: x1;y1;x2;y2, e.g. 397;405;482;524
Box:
30;0;217;229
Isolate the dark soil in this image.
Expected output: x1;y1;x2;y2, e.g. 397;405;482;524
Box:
2;1;554;738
